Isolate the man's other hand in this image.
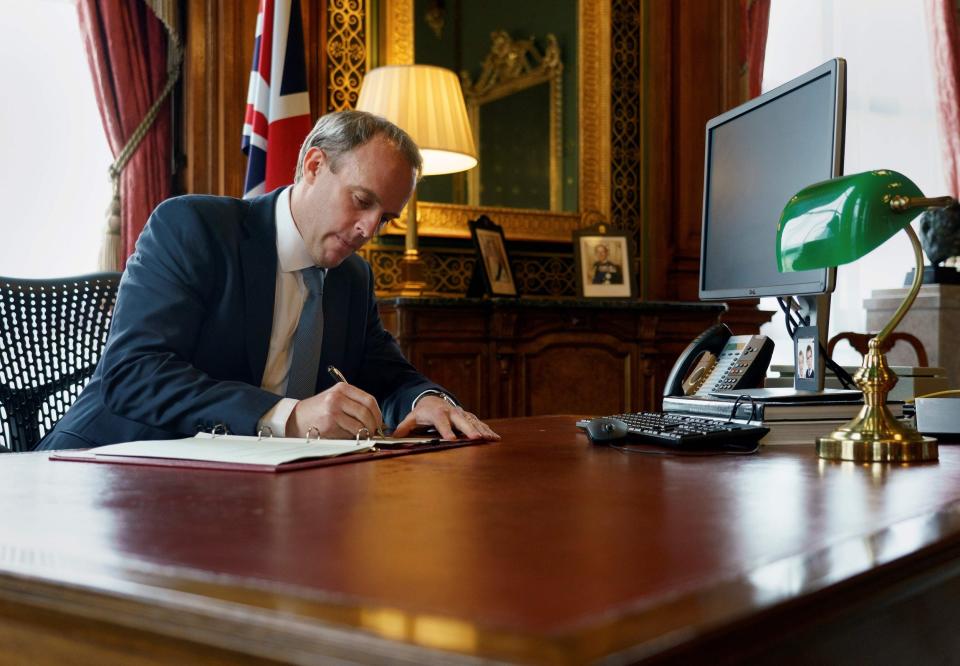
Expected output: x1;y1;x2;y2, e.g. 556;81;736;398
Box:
392;396;500;441
287;383;382;438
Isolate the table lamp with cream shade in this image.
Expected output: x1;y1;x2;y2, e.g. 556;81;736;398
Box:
356;65;478;295
776;169;955;463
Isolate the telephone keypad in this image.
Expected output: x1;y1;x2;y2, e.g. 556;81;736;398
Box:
694;334;772;397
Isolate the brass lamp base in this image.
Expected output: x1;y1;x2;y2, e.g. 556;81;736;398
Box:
816;334;937;463
816;404;938;463
395;251;428;297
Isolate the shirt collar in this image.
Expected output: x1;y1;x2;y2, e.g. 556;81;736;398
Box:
275;186;316;273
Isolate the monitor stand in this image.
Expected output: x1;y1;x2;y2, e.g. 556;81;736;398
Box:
738;293;862;402
798;293;831;392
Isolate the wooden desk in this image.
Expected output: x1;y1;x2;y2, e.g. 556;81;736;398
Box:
2;417;960;664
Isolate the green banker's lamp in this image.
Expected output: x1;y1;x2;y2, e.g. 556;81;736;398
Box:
776;169;955;463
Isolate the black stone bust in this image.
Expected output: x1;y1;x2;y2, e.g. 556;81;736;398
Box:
907;203;960;285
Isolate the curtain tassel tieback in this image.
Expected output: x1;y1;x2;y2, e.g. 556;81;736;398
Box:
97;2;183;272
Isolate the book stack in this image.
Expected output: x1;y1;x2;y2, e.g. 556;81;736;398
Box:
764;364;948;402
662;394;904;447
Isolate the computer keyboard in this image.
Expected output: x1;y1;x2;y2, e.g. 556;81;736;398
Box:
579;411;769;449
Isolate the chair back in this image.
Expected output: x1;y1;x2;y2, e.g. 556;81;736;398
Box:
0;273;121;452
827;331;929;367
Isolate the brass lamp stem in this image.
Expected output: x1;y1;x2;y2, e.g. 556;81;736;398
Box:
405;189;419;257
396;189;428;296
875;225;923;345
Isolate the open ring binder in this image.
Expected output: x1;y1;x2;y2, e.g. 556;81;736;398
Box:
50;425;491;473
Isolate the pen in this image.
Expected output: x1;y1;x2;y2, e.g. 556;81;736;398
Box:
327;365;348;384
328;365;387;436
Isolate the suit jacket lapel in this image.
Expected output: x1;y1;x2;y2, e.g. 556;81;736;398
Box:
240;190;282;386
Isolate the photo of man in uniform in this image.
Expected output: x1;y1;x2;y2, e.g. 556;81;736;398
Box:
591;243;623;285
805;344;815;378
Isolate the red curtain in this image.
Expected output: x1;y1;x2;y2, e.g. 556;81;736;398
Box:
77;0;171;269
740;0;771;99
928;0;960;197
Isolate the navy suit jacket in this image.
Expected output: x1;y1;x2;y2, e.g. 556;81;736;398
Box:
39;190;447;450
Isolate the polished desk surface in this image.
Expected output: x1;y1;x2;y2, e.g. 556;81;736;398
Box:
2;416;960;664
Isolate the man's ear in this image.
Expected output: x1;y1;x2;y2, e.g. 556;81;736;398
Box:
303;147;327;181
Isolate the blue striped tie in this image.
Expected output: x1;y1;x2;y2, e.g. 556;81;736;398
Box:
285;267;325;399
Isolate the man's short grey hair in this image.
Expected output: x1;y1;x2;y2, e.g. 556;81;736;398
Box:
294;110;423;182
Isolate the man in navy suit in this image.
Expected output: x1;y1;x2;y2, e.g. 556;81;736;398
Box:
39;111;498;450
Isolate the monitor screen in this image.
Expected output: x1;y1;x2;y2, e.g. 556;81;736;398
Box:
699;59;846;300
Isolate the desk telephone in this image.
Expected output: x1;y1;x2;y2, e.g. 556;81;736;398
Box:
664;324;774;397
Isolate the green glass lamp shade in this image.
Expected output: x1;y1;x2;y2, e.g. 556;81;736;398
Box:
776;170;924;272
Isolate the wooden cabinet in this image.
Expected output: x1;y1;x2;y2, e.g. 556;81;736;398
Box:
379;298;724;419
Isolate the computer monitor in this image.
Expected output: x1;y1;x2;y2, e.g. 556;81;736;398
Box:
698;58;846;392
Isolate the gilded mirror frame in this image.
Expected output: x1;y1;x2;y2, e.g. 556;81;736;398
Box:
461;31;563;212
379;0;610;243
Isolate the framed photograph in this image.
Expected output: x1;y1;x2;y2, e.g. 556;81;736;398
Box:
573;222;636;298
794;326;819;391
468;215;518;297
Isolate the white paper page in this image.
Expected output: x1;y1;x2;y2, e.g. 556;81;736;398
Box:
92;434;373;466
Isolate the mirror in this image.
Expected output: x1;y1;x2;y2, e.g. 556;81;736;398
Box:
378;0;610;242
460;31;563;212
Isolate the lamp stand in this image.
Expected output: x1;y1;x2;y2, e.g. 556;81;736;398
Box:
396;190;428;296
817;225;938;463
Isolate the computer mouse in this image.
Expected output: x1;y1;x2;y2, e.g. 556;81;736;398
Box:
584;417;629;442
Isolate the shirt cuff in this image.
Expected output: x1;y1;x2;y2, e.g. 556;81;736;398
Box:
412;389;459;410
259;398;298;437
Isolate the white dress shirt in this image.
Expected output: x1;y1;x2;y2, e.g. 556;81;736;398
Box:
257;187;318;435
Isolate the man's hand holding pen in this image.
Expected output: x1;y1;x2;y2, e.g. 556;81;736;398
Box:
286;364;500;441
286;381;383;439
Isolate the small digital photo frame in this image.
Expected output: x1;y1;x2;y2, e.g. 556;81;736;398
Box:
794;326;819;391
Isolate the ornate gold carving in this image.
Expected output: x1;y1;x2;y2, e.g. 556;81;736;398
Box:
327;0;368;111
383;0;611;242
461;31;563;212
461;32;561;101
362;247;403;292
424;1;445;39
579;0;612;223
383;201;583;242
361;243;576;297
383;0;414;65
424;252;476;293
512;255;576;296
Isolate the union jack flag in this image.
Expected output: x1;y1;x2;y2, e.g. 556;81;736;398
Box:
242;0;312;198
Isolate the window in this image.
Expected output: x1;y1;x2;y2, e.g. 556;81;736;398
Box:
0;0;112;278
761;0;946;366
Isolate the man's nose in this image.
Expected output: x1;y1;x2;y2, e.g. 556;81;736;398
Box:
355;213;380;241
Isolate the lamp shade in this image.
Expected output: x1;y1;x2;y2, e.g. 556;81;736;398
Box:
776;169;924;272
356;65;478;176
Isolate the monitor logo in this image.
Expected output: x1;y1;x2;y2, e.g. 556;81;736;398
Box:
748;288;757;295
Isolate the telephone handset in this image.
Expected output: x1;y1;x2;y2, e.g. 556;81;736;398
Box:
664;323;775;398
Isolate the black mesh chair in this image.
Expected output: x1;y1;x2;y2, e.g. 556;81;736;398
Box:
0;273;121;452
